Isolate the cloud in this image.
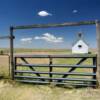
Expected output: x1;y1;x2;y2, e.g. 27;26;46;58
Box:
38;11;52;17
72;9;78;13
34;33;63;43
20;38;32;44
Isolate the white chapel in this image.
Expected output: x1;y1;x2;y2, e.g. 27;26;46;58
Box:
72;32;89;54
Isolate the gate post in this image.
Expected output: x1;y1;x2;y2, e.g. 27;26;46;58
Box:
10;26;14;79
96;20;100;86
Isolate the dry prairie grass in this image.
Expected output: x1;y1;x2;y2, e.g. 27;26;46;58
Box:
0;50;100;100
0;79;100;100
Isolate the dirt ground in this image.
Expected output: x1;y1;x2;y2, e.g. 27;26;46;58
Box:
0;56;9;66
0;51;59;77
0;51;52;68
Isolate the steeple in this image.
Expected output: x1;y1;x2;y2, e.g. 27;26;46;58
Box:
78;32;83;39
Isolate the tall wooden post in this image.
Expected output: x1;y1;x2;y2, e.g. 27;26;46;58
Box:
10;26;14;79
96;20;100;86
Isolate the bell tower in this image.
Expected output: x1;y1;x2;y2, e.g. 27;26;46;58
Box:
78;32;83;39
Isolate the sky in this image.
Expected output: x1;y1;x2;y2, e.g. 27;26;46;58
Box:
0;0;100;49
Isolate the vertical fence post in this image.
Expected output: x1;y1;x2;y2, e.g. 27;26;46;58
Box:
10;26;14;80
93;57;97;87
14;57;17;76
49;57;53;82
8;55;11;77
96;20;100;86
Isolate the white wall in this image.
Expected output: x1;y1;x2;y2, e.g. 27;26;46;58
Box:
72;40;88;54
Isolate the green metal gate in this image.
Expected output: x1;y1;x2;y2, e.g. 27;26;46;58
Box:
13;54;97;87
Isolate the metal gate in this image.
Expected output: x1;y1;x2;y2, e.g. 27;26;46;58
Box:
13;54;97;87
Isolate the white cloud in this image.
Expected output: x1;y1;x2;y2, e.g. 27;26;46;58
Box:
34;33;63;43
72;9;78;13
34;36;41;40
20;38;32;44
38;11;52;17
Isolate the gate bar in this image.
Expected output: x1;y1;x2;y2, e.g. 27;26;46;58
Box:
14;54;96;58
15;79;96;87
15;63;96;68
14;70;96;76
14;75;97;82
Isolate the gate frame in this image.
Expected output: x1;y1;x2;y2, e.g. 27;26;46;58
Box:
14;54;97;87
9;20;100;86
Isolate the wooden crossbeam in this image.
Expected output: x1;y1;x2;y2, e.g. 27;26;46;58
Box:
13;21;95;30
0;36;10;39
20;57;45;81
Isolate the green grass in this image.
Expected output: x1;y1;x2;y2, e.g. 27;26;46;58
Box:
0;48;97;55
0;48;71;53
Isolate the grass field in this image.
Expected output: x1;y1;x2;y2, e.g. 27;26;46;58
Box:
0;79;100;100
0;49;100;100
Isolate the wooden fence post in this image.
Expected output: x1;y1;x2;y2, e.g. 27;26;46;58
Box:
96;20;100;86
10;26;14;79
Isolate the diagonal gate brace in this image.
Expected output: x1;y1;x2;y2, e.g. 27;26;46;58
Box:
58;58;87;82
20;57;45;81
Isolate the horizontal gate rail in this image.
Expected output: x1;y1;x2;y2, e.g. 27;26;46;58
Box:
16;80;96;87
14;75;97;82
14;54;96;58
16;64;96;68
14;70;96;76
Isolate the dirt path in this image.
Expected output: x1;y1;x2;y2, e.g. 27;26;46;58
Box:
0;56;9;67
